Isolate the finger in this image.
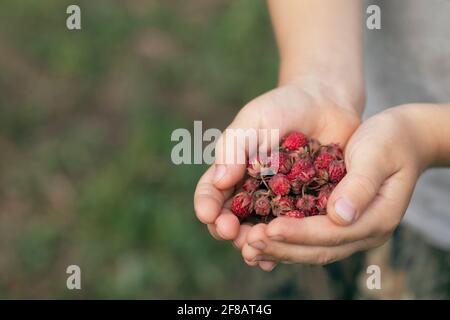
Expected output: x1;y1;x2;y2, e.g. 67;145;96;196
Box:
194;166;233;224
213;118;255;190
243;224;276;265
207;224;224;241
353;168;416;238
326;140;393;225
258;261;278;272
244;259;258;267
215;210;240;240
260;237;382;265
242;243;264;264
265;166;415;247
233;224;252;249
246;223;271;249
213;101;289;189
265;215;370;246
318;106;361;147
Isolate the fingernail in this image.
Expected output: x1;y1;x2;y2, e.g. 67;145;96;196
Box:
250;241;266;250
269;235;284;241
253;255;263;262
265;262;277;272
335;197;356;222
214;165;226;183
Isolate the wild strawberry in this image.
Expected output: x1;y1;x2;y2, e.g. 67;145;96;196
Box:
281;132;308;151
287;157;316;182
268;174;290;196
242;177;260;193
329;160;346;183
254;193;271;216
231;192;253;218
271;196;294;216
295;194;317;216
314;152;335;170
286;210;306;219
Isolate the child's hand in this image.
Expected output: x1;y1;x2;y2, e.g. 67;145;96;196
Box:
194;78;362;271
242;105;435;267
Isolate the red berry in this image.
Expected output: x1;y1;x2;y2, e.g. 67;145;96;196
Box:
281;132;308;151
242;177;260;193
231;192;254;218
295;194;317;216
271;196;294;216
268;174;291;196
314;153;335;170
254;194;271;216
287;157;316;182
329;160;346;183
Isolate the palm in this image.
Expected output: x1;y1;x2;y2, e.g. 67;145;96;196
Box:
194;83;361;251
241;83;360;147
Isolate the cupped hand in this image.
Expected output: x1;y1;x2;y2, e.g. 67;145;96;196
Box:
243;105;430;267
194;78;362;271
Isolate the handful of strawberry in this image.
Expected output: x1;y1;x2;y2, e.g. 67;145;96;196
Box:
231;131;346;223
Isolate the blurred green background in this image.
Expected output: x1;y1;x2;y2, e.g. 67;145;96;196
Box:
0;0;294;298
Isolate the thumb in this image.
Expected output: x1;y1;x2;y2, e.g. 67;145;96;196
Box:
213;123;257;190
326;148;391;225
213;162;246;190
213;114;282;190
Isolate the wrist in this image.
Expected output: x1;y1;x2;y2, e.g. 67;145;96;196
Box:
280;72;365;117
391;104;443;171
